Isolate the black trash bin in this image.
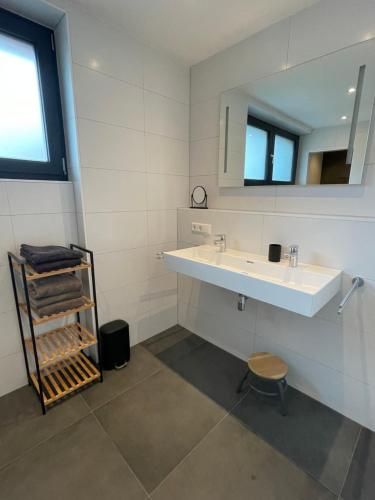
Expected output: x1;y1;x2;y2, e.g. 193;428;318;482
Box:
100;319;130;370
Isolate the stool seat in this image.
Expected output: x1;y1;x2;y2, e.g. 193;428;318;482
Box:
248;352;288;380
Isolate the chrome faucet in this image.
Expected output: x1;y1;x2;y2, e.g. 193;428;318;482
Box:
285;244;299;267
214;234;226;252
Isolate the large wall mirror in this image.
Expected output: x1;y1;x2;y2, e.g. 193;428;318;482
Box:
218;39;375;187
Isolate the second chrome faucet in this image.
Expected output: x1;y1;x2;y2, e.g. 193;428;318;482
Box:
214;234;226;252
284;244;299;267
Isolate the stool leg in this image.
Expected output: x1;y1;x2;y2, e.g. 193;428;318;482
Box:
237;369;250;393
277;379;287;416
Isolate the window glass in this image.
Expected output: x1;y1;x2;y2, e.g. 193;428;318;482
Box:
272;134;294;182
244;125;268;180
0;32;48;162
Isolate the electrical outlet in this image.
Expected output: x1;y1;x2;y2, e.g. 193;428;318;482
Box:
192;222;212;235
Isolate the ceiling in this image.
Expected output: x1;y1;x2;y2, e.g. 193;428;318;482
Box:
71;0;320;66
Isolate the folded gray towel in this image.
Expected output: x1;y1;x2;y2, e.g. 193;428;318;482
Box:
28;274;83;300
29;258;82;273
30;289;83;309
33;296;86;318
20;244;82;264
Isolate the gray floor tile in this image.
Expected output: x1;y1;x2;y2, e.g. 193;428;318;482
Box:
232;386;360;495
0;415;147;500
0;386;89;469
151;415;335;500
342;428;375;500
162;341;249;411
95;368;226;493
142;324;189;355
82;344;162;409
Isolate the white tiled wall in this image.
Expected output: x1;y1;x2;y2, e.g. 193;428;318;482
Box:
0;180;77;396
178;208;375;430
0;0;189;397
60;0;189;345
184;0;375;430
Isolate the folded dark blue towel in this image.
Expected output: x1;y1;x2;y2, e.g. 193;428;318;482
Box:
20;244;82;264
30;258;82;273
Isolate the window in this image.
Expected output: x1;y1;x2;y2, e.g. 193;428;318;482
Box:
244;115;299;186
0;8;67;180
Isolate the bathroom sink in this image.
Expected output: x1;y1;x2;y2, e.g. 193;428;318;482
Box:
163;245;342;317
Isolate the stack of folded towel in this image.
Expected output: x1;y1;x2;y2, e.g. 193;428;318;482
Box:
28;273;85;317
20;244;83;273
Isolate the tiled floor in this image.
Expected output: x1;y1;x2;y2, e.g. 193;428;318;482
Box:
0;325;373;499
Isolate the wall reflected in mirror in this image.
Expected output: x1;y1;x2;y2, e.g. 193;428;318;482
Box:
218;39;375;187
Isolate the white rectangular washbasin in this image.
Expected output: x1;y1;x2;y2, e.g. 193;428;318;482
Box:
163;245;342;317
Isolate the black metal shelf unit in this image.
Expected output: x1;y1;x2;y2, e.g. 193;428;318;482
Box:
8;244;103;414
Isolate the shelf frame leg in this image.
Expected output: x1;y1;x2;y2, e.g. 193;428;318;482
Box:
21;264;46;415
8;254;31;386
70;244;104;383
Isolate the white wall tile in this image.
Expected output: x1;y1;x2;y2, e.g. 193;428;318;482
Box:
254;334;375;431
0;265;14;314
288;0;375;68
74;64;144;130
11;214;68;249
0;310;22;358
144;91;189;141
146;134;189;176
0;216;15;266
95;247;149;293
62;212;79;245
262;214;375;280
179;301;254;360
148;242;177;279
59;182;76;213
179;274;257;334
0;182;9;215
274;165;375;217
147;174;189;210
78;119;146;172
189;175;277;212
143;48;189;104
0;352;27;398
190;19;290;104
147;210;177;245
190;97;219;141
81;168;147;213
6;182;61;215
190;138;219;177
69;6;143;86
85;211;147;253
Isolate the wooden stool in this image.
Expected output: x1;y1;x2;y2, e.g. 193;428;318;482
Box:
237;352;288;416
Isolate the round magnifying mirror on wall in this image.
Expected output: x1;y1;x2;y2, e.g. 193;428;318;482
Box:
190;185;208;209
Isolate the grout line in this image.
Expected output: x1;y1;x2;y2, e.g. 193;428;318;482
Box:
73;61;189;108
338;426;362;499
90;411;151;499
90;365;164;413
0;409;90;475
149;387;251;496
75;115;189;143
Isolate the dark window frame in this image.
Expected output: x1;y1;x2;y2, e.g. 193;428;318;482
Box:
0;7;67;181
244;115;299;186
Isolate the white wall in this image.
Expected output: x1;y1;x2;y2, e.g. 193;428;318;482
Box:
185;0;375;430
58;0;190;344
0;180;77;396
0;0;189;397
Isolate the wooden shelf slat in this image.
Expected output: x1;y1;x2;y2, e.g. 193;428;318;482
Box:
14;260;91;281
30;353;100;405
25;322;97;368
20;296;95;325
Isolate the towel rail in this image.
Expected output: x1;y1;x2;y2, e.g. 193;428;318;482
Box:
337;276;364;315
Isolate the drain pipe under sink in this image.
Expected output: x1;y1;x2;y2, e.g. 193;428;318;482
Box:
237;294;248;311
